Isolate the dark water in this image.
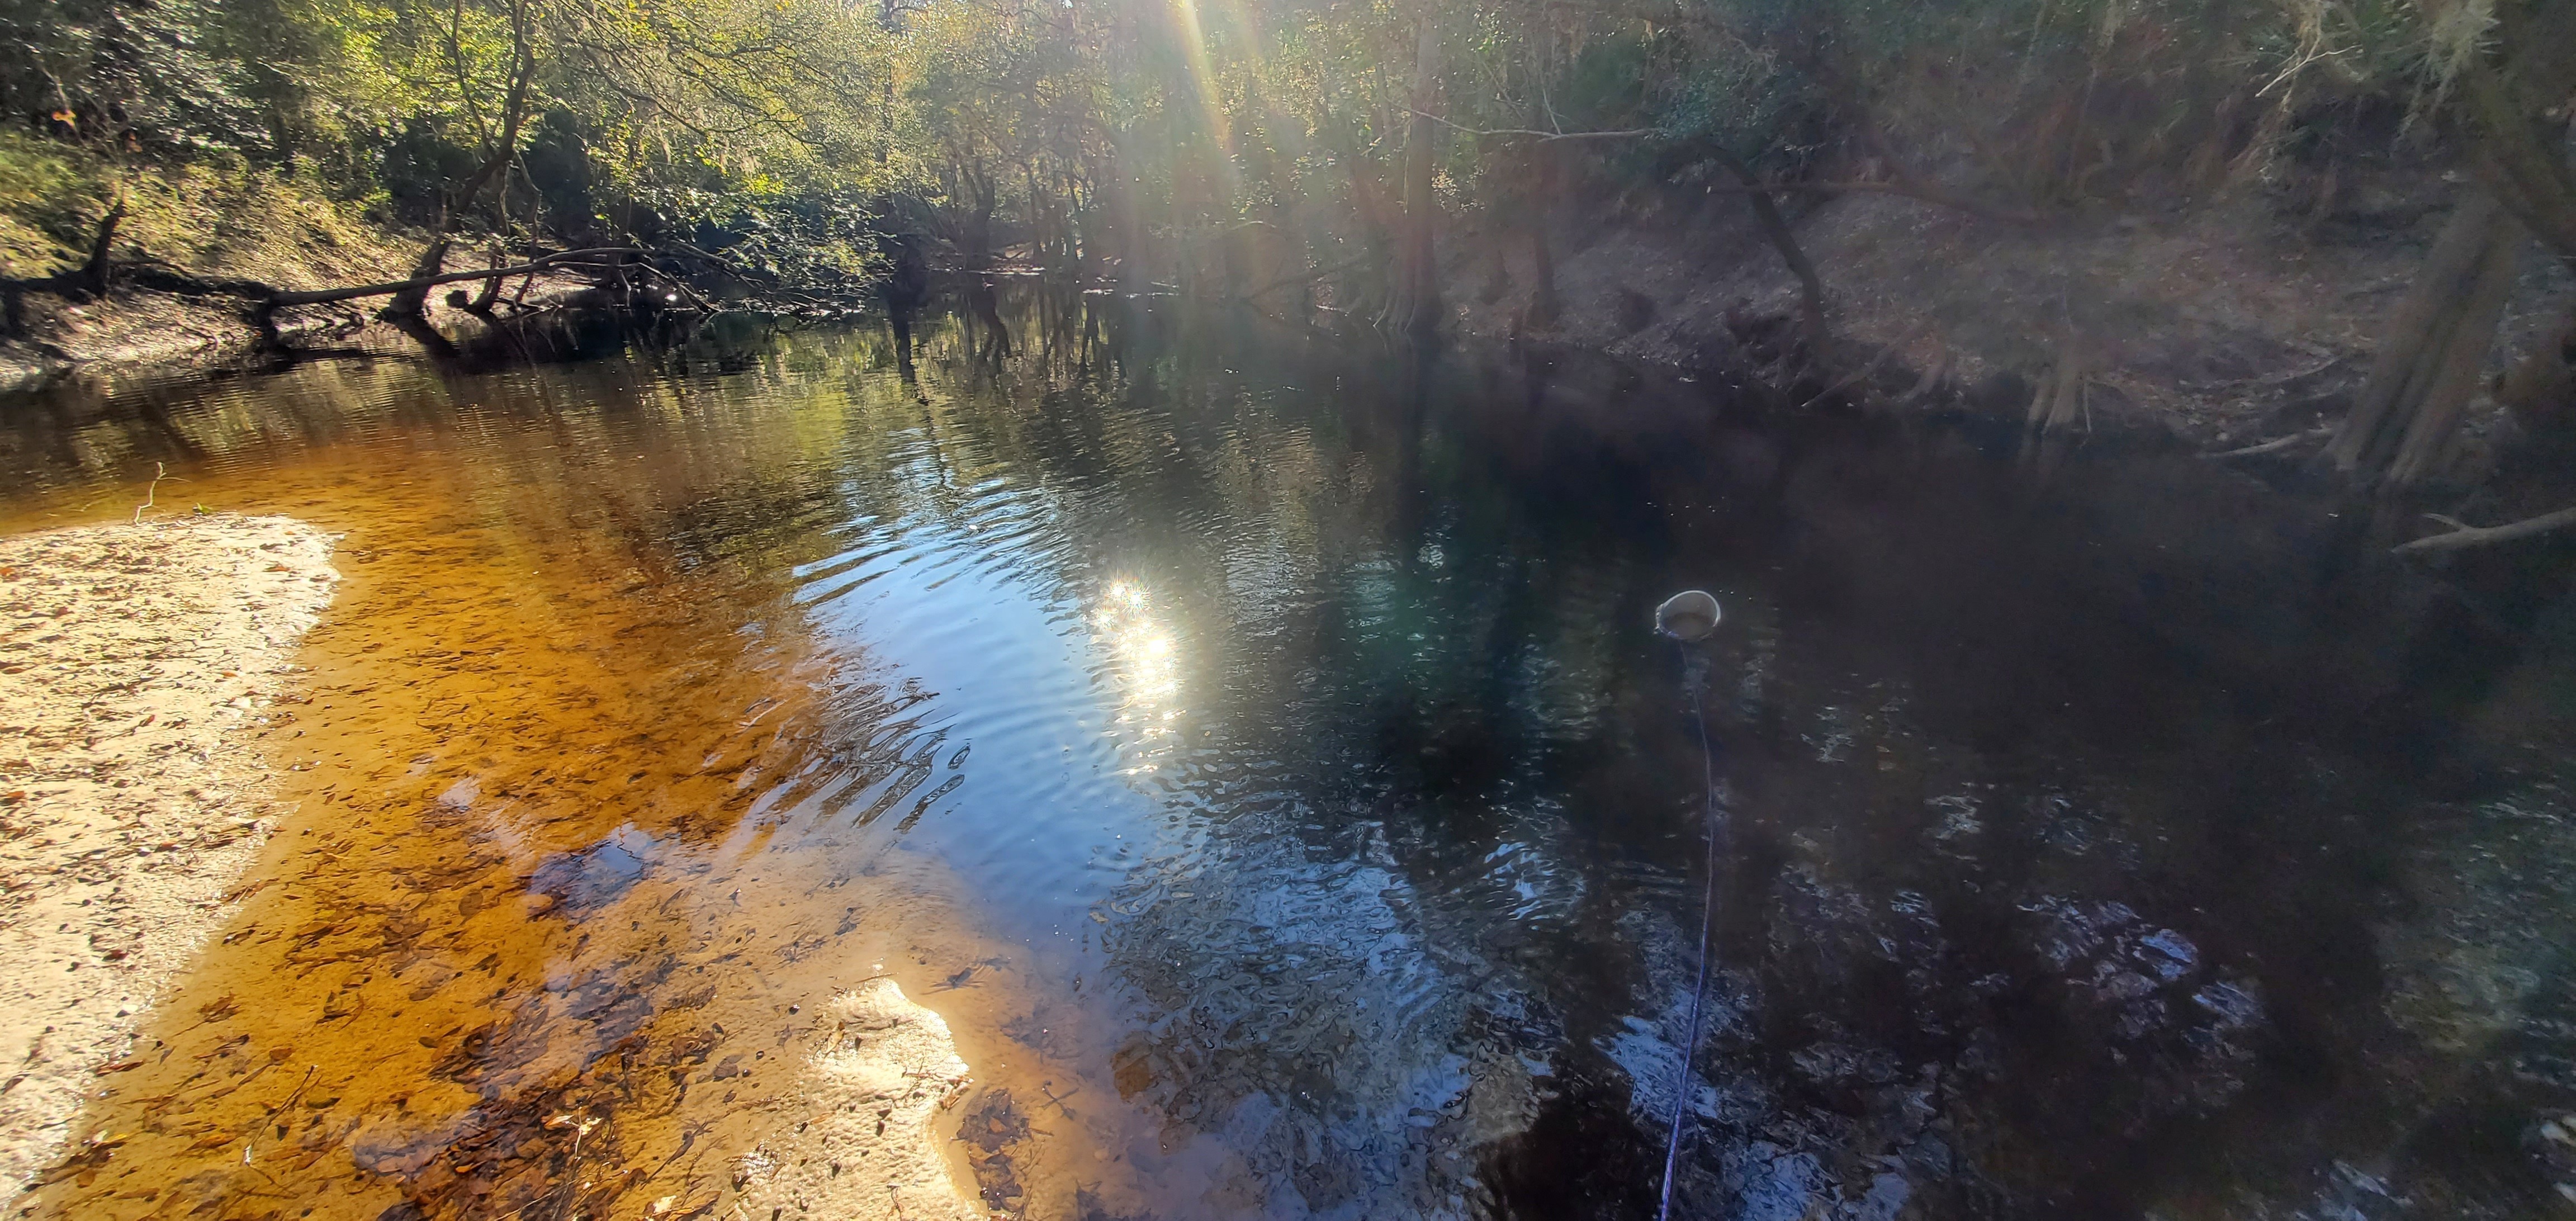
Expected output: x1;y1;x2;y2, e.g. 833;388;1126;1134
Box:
8;291;2576;1219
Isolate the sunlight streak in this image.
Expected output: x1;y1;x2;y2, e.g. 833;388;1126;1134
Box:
1167;0;1232;153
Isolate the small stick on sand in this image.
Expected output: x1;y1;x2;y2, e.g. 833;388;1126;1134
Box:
132;462;166;524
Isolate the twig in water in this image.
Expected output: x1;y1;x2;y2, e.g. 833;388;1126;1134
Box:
1038;1079;1080;1119
264;1064;319;1120
132;462;165;524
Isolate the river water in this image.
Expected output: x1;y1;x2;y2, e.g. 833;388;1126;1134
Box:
6;292;2576;1219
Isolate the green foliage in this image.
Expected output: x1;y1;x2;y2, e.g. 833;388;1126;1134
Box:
0;130;415;280
0;0;2522;291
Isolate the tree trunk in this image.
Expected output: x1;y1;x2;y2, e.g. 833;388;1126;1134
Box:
1388;16;1442;338
1525;144;1558;327
384;236;453;319
1337;132;1398;316
959;163;997;268
465;246;505;314
1704;145;1827;351
1109;154;1148;292
390;0;533;322
2324;192;2526;485
80;193;126;297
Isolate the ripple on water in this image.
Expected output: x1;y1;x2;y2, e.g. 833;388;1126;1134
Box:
8;300;2574;1220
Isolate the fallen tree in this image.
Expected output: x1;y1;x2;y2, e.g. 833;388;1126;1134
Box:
0;227;759;342
264;248;641;307
0;222;647;312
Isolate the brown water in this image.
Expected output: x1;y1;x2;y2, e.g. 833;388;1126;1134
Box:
6;296;2576;1219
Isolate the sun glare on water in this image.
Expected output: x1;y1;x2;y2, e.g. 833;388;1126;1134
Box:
1093;580;1187;772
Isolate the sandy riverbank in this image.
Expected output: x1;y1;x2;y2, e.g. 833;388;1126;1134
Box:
0;515;338;1202
0;497;1010;1220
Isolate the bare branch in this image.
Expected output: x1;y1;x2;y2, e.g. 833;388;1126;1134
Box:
2393;504;2576;555
1405;108;1654;142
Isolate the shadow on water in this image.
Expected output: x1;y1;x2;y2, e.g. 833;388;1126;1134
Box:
6;284;2576;1219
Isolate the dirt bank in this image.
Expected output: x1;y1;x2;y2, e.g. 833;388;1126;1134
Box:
0;514;338;1204
1450;172;2575;463
0;272;629;394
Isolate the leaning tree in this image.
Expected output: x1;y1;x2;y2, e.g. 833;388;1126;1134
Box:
2327;0;2576;507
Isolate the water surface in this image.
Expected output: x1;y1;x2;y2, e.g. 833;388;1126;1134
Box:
7;295;2576;1219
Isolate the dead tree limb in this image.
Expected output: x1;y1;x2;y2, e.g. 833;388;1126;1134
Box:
265;248;634;307
2394;505;2576;554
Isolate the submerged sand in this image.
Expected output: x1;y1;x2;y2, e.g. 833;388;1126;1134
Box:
0;515;338;1202
733;977;984;1221
0;508;1007;1220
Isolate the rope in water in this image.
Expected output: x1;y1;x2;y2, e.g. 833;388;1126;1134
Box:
1656;649;1723;1221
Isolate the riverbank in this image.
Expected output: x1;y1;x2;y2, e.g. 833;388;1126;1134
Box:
0;271;650;394
1450;166;2575;469
0;514;338;1202
0;139;644;392
15;153;2572;509
0;444;1096;1220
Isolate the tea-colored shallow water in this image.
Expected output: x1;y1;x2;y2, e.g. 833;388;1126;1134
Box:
7;296;2576;1219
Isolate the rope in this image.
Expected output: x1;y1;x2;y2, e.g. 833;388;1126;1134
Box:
1656;646;1723;1221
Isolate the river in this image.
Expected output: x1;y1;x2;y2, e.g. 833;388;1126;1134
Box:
5;290;2575;1219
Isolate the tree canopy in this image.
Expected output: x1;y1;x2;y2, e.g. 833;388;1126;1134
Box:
1;0;2560;305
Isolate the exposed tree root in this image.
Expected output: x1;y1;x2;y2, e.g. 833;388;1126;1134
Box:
2027;335;2091;434
1800;320;1935;409
2204;427;2331;460
2394;505;2576;554
2324;192;2526;485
